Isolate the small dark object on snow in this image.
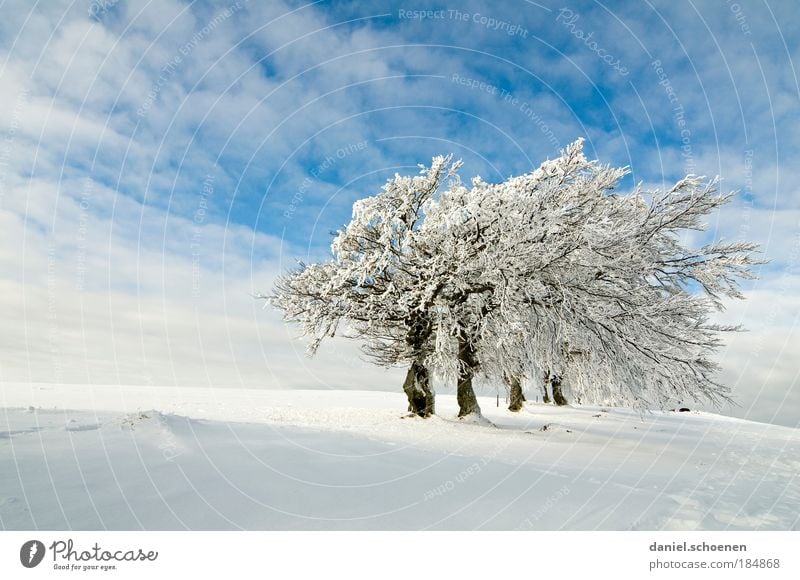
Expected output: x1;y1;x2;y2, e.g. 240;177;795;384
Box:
678;407;691;412
540;423;571;433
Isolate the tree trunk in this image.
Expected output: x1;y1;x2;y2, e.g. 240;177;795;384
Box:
542;371;552;404
402;361;435;417
402;313;435;417
457;334;481;417
551;373;568;406
506;375;525;412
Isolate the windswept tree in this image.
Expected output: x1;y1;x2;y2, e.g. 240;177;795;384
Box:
439;142;761;411
268;156;461;417
416;140;630;414
267;140;760;419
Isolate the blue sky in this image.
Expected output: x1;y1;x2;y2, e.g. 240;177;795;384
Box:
1;0;798;427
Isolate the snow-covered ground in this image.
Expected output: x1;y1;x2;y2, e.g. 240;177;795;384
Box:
1;384;798;530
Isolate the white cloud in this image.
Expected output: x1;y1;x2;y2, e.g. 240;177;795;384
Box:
712;277;800;428
0;187;402;391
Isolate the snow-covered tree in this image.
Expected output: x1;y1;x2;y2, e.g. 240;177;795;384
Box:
268;156;461;417
414;140;629;415
267;140;760;419
424;140;760;411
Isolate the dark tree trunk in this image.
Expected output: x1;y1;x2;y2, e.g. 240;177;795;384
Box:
457;334;481;417
402;313;435;417
542;371;552;404
551;373;568;406
506;375;525;412
403;360;435;417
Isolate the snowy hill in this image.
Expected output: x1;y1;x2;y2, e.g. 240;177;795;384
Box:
1;384;798;530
